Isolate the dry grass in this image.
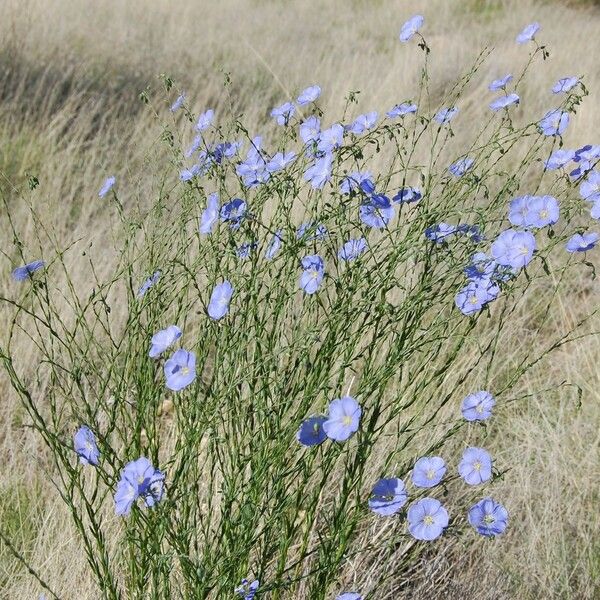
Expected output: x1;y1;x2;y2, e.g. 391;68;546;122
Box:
0;0;599;598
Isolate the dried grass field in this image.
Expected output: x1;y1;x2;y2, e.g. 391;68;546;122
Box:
0;0;599;598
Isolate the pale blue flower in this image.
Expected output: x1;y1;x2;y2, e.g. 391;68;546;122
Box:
516;22;540;44
434;107;458;125
199;192;220;234
552;77;579;94
387;102;418;118
448;157;474;177
265;230;283;259
297;85;321;105
196;109;214;131
539;109;569;136
299;116;321;144
339;238;367;261
304;154;333;189
323;396;361;441
565;232;599;253
489;74;513;91
149;325;182;358
74;426;100;466
271;102;295;126
138;271;161;297
99;176;116;198
266;151;296;173
458;447;492;485
407;498;449;540
170;93;185;112
468;497;508;537
317;124;344;153
399;15;424;42
299;255;324;294
411;456;446;488
461;390;495;421
544;149;575;171
12;260;45;281
347;112;378;134
490;93;520;111
368;478;407;516
164;349;196;391
208;281;233;320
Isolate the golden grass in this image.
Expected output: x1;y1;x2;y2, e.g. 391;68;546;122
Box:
0;0;599;598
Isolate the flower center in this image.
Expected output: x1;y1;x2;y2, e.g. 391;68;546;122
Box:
342;415;352;426
426;469;436;480
423;515;435;526
473;461;482;471
519;245;529;255
539;210;549;219
484;514;495;525
181;366;189;375
475;404;484;413
469;295;478;305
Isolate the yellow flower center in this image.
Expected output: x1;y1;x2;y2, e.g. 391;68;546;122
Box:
519;245;529;255
469;295;478;305
484;514;495;524
475;404;484;413
539;209;548;219
473;461;482;471
342;415;352;426
426;469;436;480
181;367;189;375
423;515;435;525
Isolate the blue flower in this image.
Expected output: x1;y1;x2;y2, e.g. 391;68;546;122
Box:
299;255;325;294
323;396;361;442
180;164;201;181
399;15;424;42
199;192;220;235
170;93;185;112
455;280;500;315
393;187;422;204
235;579;259;600
236;242;257;259
570;146;600;179
425;223;456;243
489;74;513;91
509;195;559;228
299;116;321;144
73;426;100;466
464;252;498;282
236;139;270;187
347;112;378;134
297;85;321;105
539;109;569;136
407;498;449;541
489;93;520;111
565;232;599;253
386;102;418;118
544;149;575;171
461;390;495;421
359;196;394;229
114;457;165;516
411;456;446;488
138;271;161;297
340;171;374;195
220;198;247;229
149;325;182;358
491;229;536;270
368;478;407;516
266;151;296;173
164;349;196;391
12;260;45;281
458;447;492;485
297;222;328;242
336;594;361;600
317;124;344;153
265;230;283;259
516;22;540;44
304;154;333;189
195;109;214;131
434;107;458;125
580;171;600;202
339;238;367;261
468;497;508;537
448;157;474;177
212;140;241;163
552;77;579;94
208;281;233;320
296;415;327;446
271;101;295;126
99;176;116;198
185;135;202;158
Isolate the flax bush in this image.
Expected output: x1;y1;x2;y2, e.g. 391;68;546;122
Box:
1;16;597;600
